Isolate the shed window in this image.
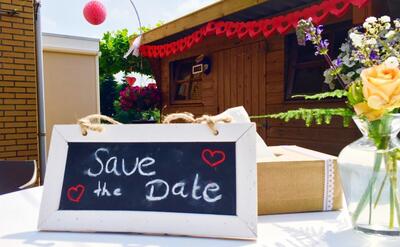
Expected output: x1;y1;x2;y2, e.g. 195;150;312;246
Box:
285;21;352;100
170;57;202;104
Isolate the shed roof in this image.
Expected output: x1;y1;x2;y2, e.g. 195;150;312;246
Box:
141;0;319;45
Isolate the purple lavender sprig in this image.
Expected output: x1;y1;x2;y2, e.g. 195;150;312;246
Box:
296;18;347;89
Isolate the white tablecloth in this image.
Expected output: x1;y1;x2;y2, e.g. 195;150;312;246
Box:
0;187;398;246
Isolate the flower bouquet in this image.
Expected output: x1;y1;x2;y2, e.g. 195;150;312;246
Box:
114;83;161;123
254;16;400;235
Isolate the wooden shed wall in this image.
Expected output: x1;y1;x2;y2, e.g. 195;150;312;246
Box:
156;7;376;155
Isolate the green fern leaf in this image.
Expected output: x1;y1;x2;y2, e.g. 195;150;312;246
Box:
292;89;348;100
251;108;354;127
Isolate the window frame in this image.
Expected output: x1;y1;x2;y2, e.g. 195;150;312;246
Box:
169;56;203;105
284;21;353;102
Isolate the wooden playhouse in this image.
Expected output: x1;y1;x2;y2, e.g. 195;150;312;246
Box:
138;0;396;155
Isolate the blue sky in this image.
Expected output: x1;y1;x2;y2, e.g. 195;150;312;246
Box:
42;0;218;39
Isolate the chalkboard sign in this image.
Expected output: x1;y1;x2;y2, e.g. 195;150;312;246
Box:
38;123;257;239
60;142;236;215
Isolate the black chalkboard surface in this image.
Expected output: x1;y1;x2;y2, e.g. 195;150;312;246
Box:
59;142;236;215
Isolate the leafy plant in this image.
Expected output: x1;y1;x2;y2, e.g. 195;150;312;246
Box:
252;108;354;127
292;89;348;100
100;76;118;117
113;83;161;123
98;23;163;117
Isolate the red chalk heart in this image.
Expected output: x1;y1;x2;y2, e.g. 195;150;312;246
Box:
201;149;226;168
67;184;85;203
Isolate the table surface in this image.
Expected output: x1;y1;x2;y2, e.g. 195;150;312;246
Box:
0;187;398;247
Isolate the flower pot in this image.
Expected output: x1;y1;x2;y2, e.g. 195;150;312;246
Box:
338;114;400;235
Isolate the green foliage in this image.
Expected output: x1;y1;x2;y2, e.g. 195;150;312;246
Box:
347;80;365;105
252;108;354;127
292;89;348;100
100;76;118;117
113;105;160;124
99;29;153;80
98;24;162;117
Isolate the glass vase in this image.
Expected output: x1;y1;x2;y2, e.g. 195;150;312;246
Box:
338;114;400;235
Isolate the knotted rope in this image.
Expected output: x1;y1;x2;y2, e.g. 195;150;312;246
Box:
162;112;232;135
78;114;122;136
78;112;231;136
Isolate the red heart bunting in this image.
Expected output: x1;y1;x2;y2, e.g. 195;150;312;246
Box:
204;21;217;36
215;22;227;36
140;0;371;58
262;19;275;38
329;0;350;17
247;21;261;38
237;22;249;39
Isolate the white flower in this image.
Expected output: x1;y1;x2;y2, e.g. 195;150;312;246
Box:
343;55;355;67
385;56;399;68
394;20;400;28
379;15;391;23
340;43;350;52
385;30;396;38
347;71;355;78
366;38;377;45
363;22;370;29
365;17;377;23
349;33;363;47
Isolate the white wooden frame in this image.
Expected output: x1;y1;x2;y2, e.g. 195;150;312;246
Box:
38;123;257;240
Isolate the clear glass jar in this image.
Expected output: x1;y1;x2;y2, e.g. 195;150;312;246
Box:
338;114;400;235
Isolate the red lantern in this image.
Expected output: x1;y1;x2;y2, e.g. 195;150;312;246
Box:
83;0;107;25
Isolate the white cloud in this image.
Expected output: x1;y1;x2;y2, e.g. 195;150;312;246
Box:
41;15;57;32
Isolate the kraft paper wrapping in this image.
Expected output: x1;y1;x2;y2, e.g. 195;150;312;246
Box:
257;146;343;215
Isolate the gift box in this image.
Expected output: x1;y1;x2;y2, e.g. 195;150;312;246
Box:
257;145;343;215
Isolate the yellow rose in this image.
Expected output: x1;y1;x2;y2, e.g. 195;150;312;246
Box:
355;64;400;120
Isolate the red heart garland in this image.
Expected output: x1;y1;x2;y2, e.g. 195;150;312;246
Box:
204;21;217;36
139;46;147;57
262;19;276;38
159;46;166;58
248;21;261;38
147;46;154;58
193;30;204;43
329;0;350;17
178;39;187;52
185;35;195;49
153;46;160;58
171;41;178;55
276;15;292;35
226;22;238;39
67;184;85;203
237;22;249;39
138;0;366;58
165;44;172;56
349;0;369;8
201;149;226;168
216;21;227;36
311;5;329;24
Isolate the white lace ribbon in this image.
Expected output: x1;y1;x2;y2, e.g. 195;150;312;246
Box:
281;146;335;211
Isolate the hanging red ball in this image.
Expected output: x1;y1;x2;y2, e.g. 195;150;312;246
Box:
83;0;107;25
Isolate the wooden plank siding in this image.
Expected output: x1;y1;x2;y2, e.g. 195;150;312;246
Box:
155;6;378;155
